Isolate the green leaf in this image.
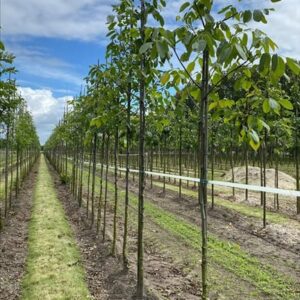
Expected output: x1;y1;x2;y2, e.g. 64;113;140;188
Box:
153;10;165;26
107;15;115;23
243;68;251;78
249;139;260;151
263;99;270;113
190;89;200;100
250;129;260;143
235;44;247;60
269;98;280;112
243;10;252;23
286;57;300;75
219;46;232;63
259;53;271;73
208;102;218;111
179;1;190;12
192;40;207;52
161;72;170;85
139;42;153;54
278;98;293;110
242;80;251;91
274;56;285;78
271;54;278;72
187;61;195;73
253;10;264;22
156;41;168;59
0;41;5;51
180;52;190;62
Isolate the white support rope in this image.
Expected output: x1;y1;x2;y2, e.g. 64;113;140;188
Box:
96;163;300;198
78;159;300;197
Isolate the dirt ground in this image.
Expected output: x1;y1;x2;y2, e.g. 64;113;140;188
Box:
81;168;298;299
110;173;300;287
48;161;160;300
0;163;38;300
3;158;297;300
223;166;299;215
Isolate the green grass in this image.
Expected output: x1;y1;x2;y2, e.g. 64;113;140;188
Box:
77;163;298;299
153;181;295;225
21;155;90;300
65;160;299;299
123;189;298;299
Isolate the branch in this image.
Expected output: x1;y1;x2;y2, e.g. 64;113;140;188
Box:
173;46;202;90
207;58;252;98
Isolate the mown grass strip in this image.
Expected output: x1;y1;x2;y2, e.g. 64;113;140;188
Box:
21;156;90;300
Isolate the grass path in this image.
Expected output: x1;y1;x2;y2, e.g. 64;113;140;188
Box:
21;155;90;300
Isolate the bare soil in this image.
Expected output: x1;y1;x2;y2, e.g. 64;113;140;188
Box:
48;161;160;300
223;166;298;214
110;173;300;286
0;163;38;300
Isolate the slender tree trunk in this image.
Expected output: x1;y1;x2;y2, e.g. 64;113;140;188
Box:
179;125;182;199
137;1;146;297
78;141;84;208
163;135;166;194
296;104;300;214
4;125;10;217
16;147;19;198
198;48;209;300
103;134;110;241
211;137;215;209
112;119;119;256
123;80;131;268
91;134;97;226
260;148;264;206
150;145;153;189
9;140;14;209
230;129;235;197
263;132;267;228
97;133;105;234
245;146;249;201
86;144;93;217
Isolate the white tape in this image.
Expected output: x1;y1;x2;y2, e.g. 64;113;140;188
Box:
98;163;300;198
77;159;300;197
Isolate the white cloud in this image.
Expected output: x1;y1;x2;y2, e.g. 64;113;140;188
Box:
256;0;300;59
6;41;83;89
2;0;116;41
18;87;73;144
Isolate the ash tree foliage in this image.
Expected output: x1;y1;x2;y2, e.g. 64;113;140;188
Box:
44;0;300;299
0;41;40;230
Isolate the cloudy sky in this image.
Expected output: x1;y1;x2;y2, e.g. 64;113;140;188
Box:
2;0;300;144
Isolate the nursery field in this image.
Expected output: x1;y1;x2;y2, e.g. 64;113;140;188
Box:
1;0;300;299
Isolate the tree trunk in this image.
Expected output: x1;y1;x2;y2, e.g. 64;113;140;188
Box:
296;103;300;214
198;48;209;300
179;125;182;199
112;120;119;256
86;144;93;217
97;133;105;234
263;133;267;228
137;1;146;297
123;80;131;268
91;134;97;226
103;134;110;241
4;125;10;217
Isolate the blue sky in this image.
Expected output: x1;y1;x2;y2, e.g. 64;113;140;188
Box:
2;0;299;144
